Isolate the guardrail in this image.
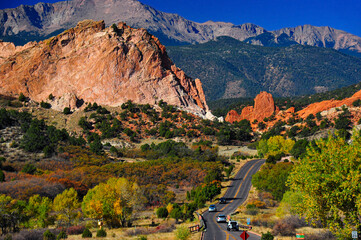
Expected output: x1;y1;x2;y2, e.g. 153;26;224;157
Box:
239;224;252;230
189;224;200;232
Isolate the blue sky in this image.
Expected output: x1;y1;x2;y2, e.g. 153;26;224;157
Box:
1;0;361;37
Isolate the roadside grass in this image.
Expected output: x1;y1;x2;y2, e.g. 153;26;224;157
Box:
64;220;201;240
232;186;331;239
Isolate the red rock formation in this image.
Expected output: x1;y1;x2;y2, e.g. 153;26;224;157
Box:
226;89;361;130
285;107;295;114
0;20;208;115
226;91;278;123
239;106;254;122
252;92;277;121
297;89;361;118
225;110;242;123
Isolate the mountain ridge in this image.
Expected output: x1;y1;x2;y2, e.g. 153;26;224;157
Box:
1;0;361;56
246;25;361;55
167;36;361;101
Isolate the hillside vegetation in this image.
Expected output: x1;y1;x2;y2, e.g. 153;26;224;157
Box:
167;36;361;101
1;91;360;239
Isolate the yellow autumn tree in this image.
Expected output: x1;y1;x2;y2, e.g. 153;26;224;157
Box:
53;188;80;226
287;132;361;239
257;135;294;157
82;177;145;227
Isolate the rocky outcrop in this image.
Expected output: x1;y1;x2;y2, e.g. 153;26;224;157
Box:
239;106;254;122
225;110;241;123
225;91;278;123
0;20;209;115
226;89;361;131
252;92;278;121
297;90;361;119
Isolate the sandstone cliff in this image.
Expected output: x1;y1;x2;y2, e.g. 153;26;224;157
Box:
225;91;278;123
0;20;209;115
225;90;361;129
297;90;361;119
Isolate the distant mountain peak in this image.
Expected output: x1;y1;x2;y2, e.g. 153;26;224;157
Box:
0;0;360;55
272;25;361;53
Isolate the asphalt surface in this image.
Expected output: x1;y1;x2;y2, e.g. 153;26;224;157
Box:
203;159;265;240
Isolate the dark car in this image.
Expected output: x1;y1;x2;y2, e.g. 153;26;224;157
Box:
219;197;226;204
208;204;217;212
227;220;239;231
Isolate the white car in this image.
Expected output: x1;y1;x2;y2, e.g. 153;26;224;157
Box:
216;214;227;223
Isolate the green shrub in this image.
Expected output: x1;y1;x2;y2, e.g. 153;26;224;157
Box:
40;101;51;109
111;23;119;34
56;230;67;239
245;204;259;215
43;230;56;240
138;236;147;240
21;163;37;174
109;146;118;155
261;231;274;240
353;99;361;107
43;145;54;157
248;141;259;150
266;155;276;164
140;144;150;152
63;107;71;115
82;228;92;238
156;207;168;219
175;226;190;240
90;139;103;155
0;170;5;182
337;129;351;140
335;115;351;130
96;228;107;237
18;93;26;102
78;117;92;130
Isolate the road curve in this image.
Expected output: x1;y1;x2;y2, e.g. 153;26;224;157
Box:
203;159;265;240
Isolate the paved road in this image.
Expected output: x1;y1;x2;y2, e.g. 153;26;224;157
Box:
203;159;265;240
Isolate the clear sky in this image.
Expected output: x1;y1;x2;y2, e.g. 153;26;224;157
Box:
1;0;361;37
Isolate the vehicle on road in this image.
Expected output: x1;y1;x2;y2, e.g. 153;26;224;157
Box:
208;204;217;212
227;220;239;231
219;197;226;204
216;214;227;223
